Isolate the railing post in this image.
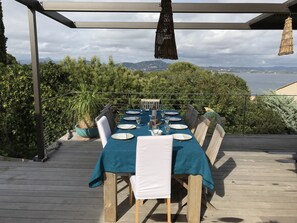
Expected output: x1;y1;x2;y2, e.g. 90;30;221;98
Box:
128;92;131;108
242;95;247;135
28;8;45;161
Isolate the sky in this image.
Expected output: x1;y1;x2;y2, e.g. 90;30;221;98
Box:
2;0;297;67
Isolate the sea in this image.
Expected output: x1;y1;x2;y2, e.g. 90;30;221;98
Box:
230;72;297;95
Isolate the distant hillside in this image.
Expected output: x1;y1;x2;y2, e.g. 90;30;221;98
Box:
18;57;297;74
118;60;170;72
118;61;297;74
206;66;297;74
19;57;57;64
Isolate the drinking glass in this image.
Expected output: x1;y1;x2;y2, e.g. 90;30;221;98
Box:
164;124;170;135
136;116;141;128
152;123;159;135
161;110;165;120
165;117;169;125
147;121;151;131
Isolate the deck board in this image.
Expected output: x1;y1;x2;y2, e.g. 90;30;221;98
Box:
0;134;296;222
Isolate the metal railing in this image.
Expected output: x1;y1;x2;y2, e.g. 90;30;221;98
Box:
41;92;297;151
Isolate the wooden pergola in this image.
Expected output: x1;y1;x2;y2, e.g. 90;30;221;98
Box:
15;0;297;161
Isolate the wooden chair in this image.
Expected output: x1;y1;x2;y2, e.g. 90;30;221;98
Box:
188;109;199;134
100;105;116;133
174;124;225;206
96;116;111;148
96;115;130;187
184;104;194;126
140;99;161;110
194;116;211;147
130;135;173;223
205;124;225;166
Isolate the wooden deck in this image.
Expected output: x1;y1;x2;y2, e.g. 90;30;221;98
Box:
0;134;296;223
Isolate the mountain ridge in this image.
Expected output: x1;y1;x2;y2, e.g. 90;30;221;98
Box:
118;60;170;72
18;58;297;74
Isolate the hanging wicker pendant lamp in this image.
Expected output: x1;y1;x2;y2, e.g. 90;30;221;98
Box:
278;16;294;56
154;0;178;60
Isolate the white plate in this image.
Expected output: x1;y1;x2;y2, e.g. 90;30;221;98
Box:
172;134;192;141
169;124;188;130
111;133;134;140
167;117;181;121
165;111;179;115
126;110;140;115
117;124;136;130
123;116;138;121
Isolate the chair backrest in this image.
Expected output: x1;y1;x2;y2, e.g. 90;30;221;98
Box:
135;135;173;199
96;116;112;148
194;116;211;147
184;104;194;126
103;103;112;110
140;99;161;110
205;124;225;166
188;109;199;133
101;106;116;133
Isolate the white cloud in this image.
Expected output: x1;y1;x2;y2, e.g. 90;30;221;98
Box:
2;0;297;66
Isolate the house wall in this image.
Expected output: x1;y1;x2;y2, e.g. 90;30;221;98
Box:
276;82;297;101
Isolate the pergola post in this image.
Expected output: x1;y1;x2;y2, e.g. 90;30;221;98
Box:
28;7;45;161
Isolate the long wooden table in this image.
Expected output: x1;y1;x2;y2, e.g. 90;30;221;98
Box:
89;110;214;222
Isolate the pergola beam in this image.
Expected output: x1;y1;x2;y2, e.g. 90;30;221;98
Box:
42;11;76;28
28;8;45;161
16;0;75;28
15;0;297;30
75;22;251;30
41;2;292;14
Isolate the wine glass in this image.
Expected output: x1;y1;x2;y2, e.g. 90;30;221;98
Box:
161;110;165;120
165;117;169;125
136;116;141;128
164;124;170;135
140;105;143;114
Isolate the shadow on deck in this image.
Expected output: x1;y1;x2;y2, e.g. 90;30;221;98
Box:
0;134;296;223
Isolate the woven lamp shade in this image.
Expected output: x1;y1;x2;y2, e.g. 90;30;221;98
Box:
278;16;294;56
154;0;178;60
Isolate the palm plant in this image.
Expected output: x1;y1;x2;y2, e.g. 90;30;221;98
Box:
69;83;102;128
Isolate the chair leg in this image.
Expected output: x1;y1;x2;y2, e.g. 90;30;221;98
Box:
167;198;171;223
129;184;133;206
135;199;139;223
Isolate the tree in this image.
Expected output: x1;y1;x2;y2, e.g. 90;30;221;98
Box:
6;53;17;65
0;1;7;65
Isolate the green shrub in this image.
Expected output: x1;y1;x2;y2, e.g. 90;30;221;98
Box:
0;64;36;158
261;91;297;133
245;97;286;134
1;58;293;159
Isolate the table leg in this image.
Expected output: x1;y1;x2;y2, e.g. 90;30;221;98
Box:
187;175;202;223
104;172;117;222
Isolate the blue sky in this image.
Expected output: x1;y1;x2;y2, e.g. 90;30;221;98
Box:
3;0;297;67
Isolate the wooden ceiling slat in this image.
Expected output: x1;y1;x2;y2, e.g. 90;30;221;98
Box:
75;22;250;30
41;2;290;14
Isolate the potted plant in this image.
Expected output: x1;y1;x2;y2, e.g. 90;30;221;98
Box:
69;83;102;138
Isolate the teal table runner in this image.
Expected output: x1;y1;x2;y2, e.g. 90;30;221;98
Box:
89;110;214;190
